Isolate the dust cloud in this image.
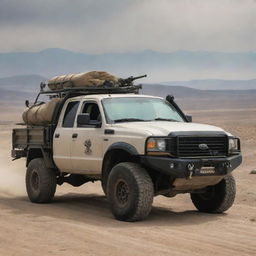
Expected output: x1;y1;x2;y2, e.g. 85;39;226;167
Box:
0;125;26;196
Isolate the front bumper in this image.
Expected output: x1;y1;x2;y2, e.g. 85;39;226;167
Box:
140;154;242;178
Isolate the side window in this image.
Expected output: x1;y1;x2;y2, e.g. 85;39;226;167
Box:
82;102;101;122
62;101;79;128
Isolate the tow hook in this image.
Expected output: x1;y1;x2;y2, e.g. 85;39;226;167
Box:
223;161;232;168
187;163;195;179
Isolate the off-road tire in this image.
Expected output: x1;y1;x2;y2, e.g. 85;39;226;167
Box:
190;174;236;213
26;158;56;203
101;173;107;195
107;162;154;222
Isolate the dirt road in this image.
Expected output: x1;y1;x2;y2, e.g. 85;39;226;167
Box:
0;109;256;256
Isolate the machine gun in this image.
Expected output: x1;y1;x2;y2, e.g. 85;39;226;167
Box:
118;74;147;87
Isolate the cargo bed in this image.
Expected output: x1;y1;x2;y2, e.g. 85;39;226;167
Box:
12;125;54;159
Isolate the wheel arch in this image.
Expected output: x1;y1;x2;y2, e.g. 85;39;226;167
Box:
106;142;139;156
26;146;56;169
101;142;140;192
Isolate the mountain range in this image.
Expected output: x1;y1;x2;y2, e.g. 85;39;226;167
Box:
0;74;256;93
0;48;255;82
0;48;255;107
1;80;256;111
0;75;46;92
160;79;256;90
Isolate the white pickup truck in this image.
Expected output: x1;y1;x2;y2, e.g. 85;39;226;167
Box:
12;85;242;221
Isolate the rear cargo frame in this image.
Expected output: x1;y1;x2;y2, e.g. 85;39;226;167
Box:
12;125;54;159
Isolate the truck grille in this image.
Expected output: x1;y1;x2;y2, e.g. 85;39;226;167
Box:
168;135;228;158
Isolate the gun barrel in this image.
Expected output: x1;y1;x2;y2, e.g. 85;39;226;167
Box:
119;74;147;86
132;74;147;80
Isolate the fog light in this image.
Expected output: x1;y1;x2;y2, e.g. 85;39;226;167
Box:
170;163;174;169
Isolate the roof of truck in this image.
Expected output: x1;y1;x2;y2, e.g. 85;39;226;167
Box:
69;93;163;101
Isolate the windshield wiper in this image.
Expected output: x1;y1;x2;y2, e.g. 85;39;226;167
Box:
113;118;146;123
153;117;179;122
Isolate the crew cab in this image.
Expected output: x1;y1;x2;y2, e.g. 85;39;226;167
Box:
12;86;242;221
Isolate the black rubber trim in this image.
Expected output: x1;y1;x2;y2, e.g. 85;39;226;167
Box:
107;142;139;155
26;146;56;169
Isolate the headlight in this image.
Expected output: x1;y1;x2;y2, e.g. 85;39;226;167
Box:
229;137;240;153
146;138;166;152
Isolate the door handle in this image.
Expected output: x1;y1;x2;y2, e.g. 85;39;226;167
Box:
72;133;78;138
55;133;60;138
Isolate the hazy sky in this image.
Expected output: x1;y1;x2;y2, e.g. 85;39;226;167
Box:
0;0;255;53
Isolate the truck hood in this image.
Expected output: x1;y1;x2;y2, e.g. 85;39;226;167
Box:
113;121;226;136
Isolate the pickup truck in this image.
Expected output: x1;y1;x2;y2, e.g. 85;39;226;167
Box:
12;85;242;221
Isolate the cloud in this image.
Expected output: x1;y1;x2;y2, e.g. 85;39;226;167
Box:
0;0;255;53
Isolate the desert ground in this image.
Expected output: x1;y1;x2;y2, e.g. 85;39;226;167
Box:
0;102;255;256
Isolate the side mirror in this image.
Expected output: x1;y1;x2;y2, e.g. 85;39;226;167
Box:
25;100;30;108
77;113;102;127
186;115;192;122
77;113;90;126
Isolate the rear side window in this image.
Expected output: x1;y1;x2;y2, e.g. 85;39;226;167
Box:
62;101;79;127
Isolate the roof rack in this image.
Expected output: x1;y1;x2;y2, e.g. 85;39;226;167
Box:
33;84;142;105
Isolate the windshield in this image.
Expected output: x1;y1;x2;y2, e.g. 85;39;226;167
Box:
102;97;185;123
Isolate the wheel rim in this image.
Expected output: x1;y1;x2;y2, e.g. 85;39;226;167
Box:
115;180;130;206
31;170;39;191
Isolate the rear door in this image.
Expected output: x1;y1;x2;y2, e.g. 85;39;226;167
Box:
53;100;80;172
70;100;104;175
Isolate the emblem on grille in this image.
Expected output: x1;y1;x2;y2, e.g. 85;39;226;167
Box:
198;143;209;150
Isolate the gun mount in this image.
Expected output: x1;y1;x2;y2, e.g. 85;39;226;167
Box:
118;74;147;87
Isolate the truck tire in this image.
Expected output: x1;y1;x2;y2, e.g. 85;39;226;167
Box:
101;174;107;195
26;158;56;203
107;162;154;222
190;174;236;213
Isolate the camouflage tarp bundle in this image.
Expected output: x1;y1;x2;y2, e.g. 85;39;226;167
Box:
48;71;119;90
22;98;61;126
22;71;119;125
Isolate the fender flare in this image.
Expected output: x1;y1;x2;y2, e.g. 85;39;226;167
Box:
101;142;139;194
105;142;139;156
26;146;56;169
